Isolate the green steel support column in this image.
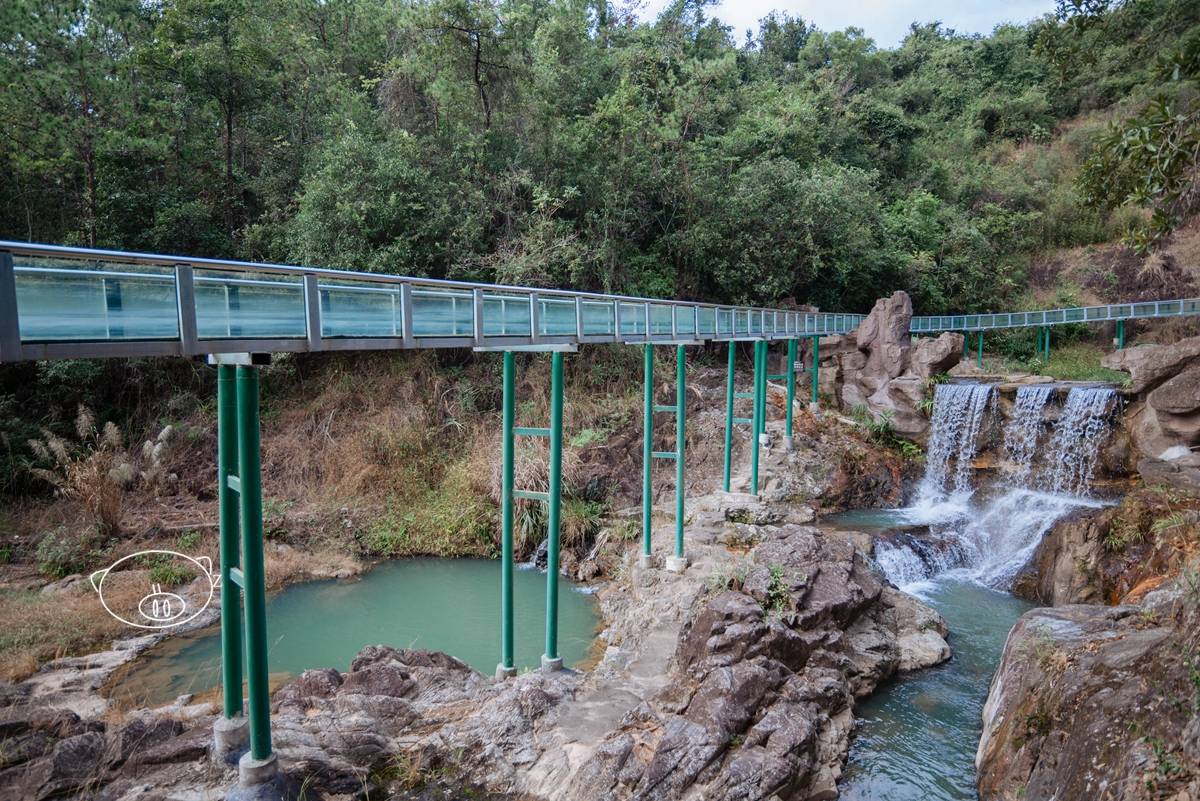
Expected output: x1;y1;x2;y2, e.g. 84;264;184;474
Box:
674;345;685;560
235;366;271;762
641;345;653;563
498;352;516;678
722;342;735;493
543;351;564;668
216;366;242;720
810;335;820;407
750;341;764;495
784;339;797;450
1043;326;1051;361
1117;319;1126;349
977;332;984;368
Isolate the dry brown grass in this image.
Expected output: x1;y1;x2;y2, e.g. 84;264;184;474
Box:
0;580;143;680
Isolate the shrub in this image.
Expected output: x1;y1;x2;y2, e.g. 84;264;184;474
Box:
35;527;95;578
26;406;127;537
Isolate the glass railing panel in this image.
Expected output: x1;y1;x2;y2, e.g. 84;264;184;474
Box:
676;307;696;335
482;293;531;336
1085;306;1106;320
319;280;401;337
698;307;716;335
619;302;645;336
580;300;614;336
1160;300;1181;314
716;309;732;334
1133;303;1155;316
14;257;178;341
539;297;577;336
409;288;472;337
1062;308;1081;322
965;315;979;328
196;269;305;339
650;304;673;335
749;313;763;334
1045;309;1064;323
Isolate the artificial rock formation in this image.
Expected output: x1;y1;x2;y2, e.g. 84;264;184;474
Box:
1103;335;1200;491
817;291;963;438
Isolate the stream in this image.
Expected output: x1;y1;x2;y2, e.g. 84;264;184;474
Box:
108;557;599;708
832;382;1119;799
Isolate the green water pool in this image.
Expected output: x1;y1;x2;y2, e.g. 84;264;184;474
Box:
108;557;599;708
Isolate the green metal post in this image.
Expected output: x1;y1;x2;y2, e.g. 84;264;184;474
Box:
1116;319;1126;349
977;332;984;368
674;345;685;559
722;341;734;493
750;340;764;495
544;351;564;664
642;344;653;558
216;366;243;720
785;338;797;447
235;366;271;762
810;335;820;406
1043;326;1051;361
500;352;515;674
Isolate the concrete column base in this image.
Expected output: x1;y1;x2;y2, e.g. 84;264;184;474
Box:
782;436;794;452
212;716;249;766
540;655;564;671
637;554;657;569
495;663;518;680
664;555;689;574
239;752;278;787
226;755;297;801
758;433;770;447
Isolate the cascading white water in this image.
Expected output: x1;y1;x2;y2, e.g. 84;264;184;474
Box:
1040;387;1118;496
915;383;994;504
873;383;1115;592
1002;385;1055;481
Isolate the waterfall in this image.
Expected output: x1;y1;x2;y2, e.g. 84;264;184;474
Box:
916;383;994;503
1002;385;1055;481
1040;387;1117;496
874;383;1115;593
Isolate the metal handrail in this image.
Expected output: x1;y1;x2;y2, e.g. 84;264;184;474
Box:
0;240;864;362
910;298;1200;332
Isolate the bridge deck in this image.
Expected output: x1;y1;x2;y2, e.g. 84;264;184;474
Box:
1;240;1197;362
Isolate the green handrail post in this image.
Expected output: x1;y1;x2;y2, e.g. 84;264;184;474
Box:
543;351;564;669
977;331;984;368
234;366;271;763
641;344;653;566
216;365;243;721
674;345;685;560
784;338;797;451
1116;319;1126;349
810;335;820;408
722;341;735;492
498;352;516;679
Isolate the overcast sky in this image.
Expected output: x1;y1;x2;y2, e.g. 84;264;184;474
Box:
635;0;1058;48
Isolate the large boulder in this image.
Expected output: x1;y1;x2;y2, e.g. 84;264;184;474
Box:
856;291;913;381
1101;335;1200;393
910;332;965;381
977;591;1198;801
1148;364;1200;415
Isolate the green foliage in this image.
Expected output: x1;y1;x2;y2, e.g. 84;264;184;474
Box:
35;527;96;578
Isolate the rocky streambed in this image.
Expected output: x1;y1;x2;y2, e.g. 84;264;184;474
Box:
0;431;950;801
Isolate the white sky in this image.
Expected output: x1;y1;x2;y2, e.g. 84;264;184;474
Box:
634;0;1058;48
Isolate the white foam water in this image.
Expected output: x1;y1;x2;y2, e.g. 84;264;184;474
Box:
916;383;994;504
871;383;1115;592
1040;387;1118;496
1002;385;1055;481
